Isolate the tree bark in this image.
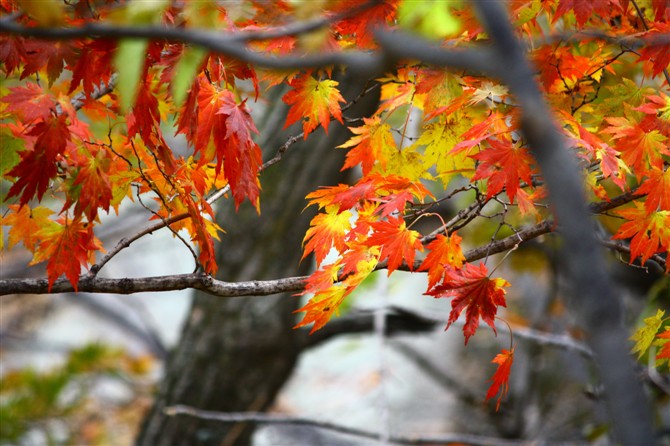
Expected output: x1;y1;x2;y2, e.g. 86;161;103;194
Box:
136;73;379;446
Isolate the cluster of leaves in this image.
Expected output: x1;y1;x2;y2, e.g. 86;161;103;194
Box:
0;343;151;445
1;0;669;409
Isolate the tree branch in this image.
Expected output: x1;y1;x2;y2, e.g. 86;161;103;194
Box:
164;404;581;446
471;2;653;444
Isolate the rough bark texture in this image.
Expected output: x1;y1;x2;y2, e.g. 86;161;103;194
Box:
136;74;379;446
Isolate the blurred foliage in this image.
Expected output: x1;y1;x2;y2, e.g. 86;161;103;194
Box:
0;343;152;445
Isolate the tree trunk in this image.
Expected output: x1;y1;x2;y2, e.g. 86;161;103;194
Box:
136;73;378;446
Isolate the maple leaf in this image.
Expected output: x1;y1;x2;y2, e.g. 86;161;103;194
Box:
1;204;55;252
553;0;619;28
378;69;418;112
636;167;670;213
127;74;161;142
426;262;510;344
191;78;262;209
419;233;466;289
302;206;353;265
6;114;71;205
630;309;665;359
215;96;263;210
364;217;423;274
486;347;514;411
451;112;508;154
603;116;669;172
21;40;78;85
294;285;350;334
656;329;670;363
68;39;116;97
1;82;56;123
374;191;415;218
283;73;345;138
31;216;103;291
339;116;396;175
0;35;27;76
65;146;114;221
471;138;535;203
613;202;670;268
300;261;342;296
637;23;670;78
333;0;397;48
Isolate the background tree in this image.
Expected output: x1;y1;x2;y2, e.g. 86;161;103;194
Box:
1;0;669;444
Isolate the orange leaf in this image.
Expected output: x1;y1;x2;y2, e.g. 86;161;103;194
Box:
31;216;103;291
294;285;349;334
364;216;423;274
636;167;670;213
1;204;55;252
426;262;509;344
419;233;466;289
486;347;514;411
613;201;670;268
283;73;345;138
339;116;395;175
302;207;353;265
603;116;669;173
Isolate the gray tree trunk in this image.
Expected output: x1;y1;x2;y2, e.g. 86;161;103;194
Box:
136;73;378;446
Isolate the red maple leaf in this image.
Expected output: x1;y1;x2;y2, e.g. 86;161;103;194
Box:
64;145;114;221
191;78;262;209
364;216;423;274
31;216;104;291
68;39;116;97
283;73;345;138
7;114;71;205
21;40;78;85
638;23;670;78
636;167;670;213
419;233;466;289
426;262;509;344
603;116;669;173
333;0;397;48
1;82;56;123
0;35;27;76
486;347;515;411
554;0;620;28
216;96;262;210
656;329;670;360
127;75;161;143
471;139;535;203
613;202;670;268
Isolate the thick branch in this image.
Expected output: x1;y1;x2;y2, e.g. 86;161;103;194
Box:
472;2;653;444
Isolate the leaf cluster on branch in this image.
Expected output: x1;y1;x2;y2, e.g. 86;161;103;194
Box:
0;0;669;430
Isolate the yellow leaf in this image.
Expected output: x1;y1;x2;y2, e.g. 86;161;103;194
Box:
631;309;666;359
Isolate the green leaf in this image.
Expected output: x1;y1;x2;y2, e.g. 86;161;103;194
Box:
172;46;207;107
630;309;666;359
114;39;148;112
0;128;23;176
398;0;461;40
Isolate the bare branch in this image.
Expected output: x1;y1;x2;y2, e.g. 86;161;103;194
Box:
164;404;576;446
